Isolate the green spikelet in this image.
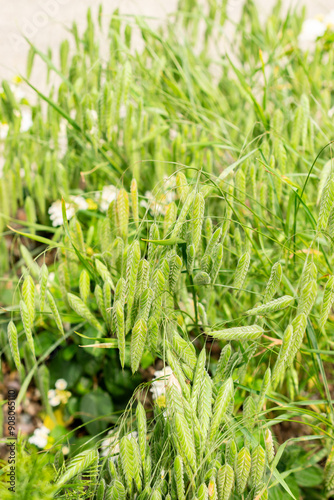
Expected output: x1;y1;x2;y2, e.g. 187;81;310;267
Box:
257;368;271;413
114;301;125;367
235;168;246;204
131;178;139;228
204;217;213;243
26;45;36;78
117;188;129;241
285;313;307;367
236;447;251;495
299;258;317;292
115;277;126;304
67;293;103;333
34;175;46;216
328;207;334;251
148;316;159;353
7;321;21;371
263;262;282;303
264;428;275;464
250;445;265;487
191;193;205;251
24;196;37;234
174;412;196;471
187;244;196;274
208;477;218;500
151;491;162;500
217;464;234;500
209;378;234;442
210;243;223;284
225;439;237;469
152;269;165;317
317;160;332;206
176;172;189;203
79;269;90;304
164;202;177;236
46;291;64;336
170;190;195;240
171;330;197;369
56;450;98;489
126;240;141;331
130;318;147;373
191;348;206;407
174;455;185;500
243;396;256;431
20;300;35;358
246;295;293;316
214;344;231;383
233;251;250;293
122;60;132;107
20;246;40;279
166;349;190;399
95;259;114;289
297;279;317;317
22;275;35;326
194;271;211;286
135;260;150;300
103;282;112;329
95;285;108;325
317;168;334;232
324;445;334;492
138;288;154;322
272;324;293;388
147;225;159;263
300;94;309;149
257;484;269;499
291;106;303;149
96;479;105;500
119;437;136;494
320;276;334;330
197;483;209;500
204;227;222;259
169;254;182;293
136;402;147;464
201;254;213;274
39;264;48;313
211;325;263;342
196;373;212;441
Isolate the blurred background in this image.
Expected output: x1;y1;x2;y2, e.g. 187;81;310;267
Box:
0;0;331;86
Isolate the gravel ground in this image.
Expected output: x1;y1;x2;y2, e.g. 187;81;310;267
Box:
0;0;332;90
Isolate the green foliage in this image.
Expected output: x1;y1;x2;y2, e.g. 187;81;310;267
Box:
2;0;334;498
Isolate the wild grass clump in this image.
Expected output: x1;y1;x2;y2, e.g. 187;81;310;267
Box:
1;0;334;498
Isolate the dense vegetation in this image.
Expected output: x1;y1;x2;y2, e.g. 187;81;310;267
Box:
1;0;334;498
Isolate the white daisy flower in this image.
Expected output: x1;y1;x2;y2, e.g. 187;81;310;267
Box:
70;195;89;211
62;446;70;455
298;18;326;51
96;185;118;212
20;106;33;132
150;366;181;401
48;389;56;399
28;425;50;449
49;395;61;407
48;200;76;227
140;191;166;216
55;379;68;390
